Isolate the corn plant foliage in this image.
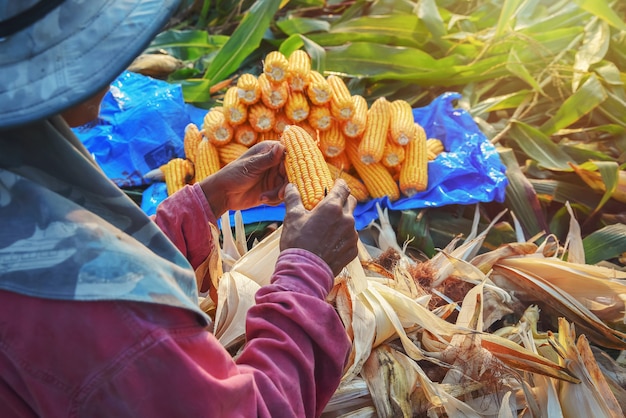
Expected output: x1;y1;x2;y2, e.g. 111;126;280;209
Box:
155;0;626;265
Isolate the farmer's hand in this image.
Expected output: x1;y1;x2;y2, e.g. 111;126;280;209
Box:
199;141;288;218
280;179;359;277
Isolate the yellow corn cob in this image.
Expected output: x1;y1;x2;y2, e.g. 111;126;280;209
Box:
306;70;331;106
399;123;428;197
280;125;335;210
217;142;249;166
308;105;332;131
183;123;203;163
284;91;310;123
327;74;354;121
326;151;352;172
273;111;291;134
248;102;276;132
346;140;400;200
389;100;416;146
263;51;289;84
381;134;406;168
233;122;258;146
426;137;444;160
326;162;370;202
236;73;261;105
258;131;280;142
223;86;247;126
258;73;288;110
203;107;233;146
287;50;311;92
358;96;390;164
298;120;318;141
161;157;194;196
195;139;221;182
387;164;401;182
342;95;368;138
319;121;346;158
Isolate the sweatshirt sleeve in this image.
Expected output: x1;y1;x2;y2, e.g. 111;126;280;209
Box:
151;183;216;270
76;251;348;417
0;249;351;418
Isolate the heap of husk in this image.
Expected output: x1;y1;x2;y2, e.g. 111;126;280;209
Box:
199;204;626;417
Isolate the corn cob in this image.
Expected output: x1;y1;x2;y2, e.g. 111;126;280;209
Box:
306;70;331;106
389;100;417;145
263;51;289;84
327;75;354;121
236;73;261;105
284;91;310;123
203;107;233;146
326;162;370;202
346;139;400;200
287;49;311;92
223;86;247;126
326;151;352;172
161;157;194;196
426;137;444;160
308;105;332;132
258;73;288;110
399;123;428;197
258;131;280;142
248;102;276;132
298;120;318;141
381;134;406;168
233;121;258;147
273;111;291;134
217;142;249;166
319;121;346;158
342;95;368;138
358;96;390;164
183;123;203;163
195;139;221;182
280;125;334;210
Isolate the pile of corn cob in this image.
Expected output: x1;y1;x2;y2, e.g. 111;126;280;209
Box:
199;126;626;417
157;49;445;199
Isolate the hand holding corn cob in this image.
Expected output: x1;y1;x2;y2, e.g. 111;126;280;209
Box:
281;177;359;277
197;141;288;217
279;125;359;276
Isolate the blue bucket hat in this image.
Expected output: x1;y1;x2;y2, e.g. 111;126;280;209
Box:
0;0;180;129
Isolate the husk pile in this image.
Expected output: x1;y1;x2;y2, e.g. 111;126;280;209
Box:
200;205;626;417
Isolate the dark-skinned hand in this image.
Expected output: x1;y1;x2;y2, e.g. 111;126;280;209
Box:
280;179;359;277
199;141;288;218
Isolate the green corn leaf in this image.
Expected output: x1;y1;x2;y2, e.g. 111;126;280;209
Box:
540;75;607;135
573;19;610;90
571;0;626;31
577;161;620;214
494;0;524;38
583;223;626;264
276;17;330;36
508;122;573;171
203;0;282;85
417;0;448;48
179;79;215;104
499;147;548;238
506;49;543;93
397;209;435;258
147;30;229;61
530;179;599;213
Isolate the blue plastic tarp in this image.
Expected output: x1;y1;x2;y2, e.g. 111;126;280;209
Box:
74;72;508;230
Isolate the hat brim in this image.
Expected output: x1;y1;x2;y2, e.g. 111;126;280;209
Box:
0;0;180;129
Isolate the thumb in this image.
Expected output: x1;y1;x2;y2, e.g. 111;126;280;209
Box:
252;142;283;170
283;183;304;212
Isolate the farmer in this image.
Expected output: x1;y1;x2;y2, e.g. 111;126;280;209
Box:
0;0;357;416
